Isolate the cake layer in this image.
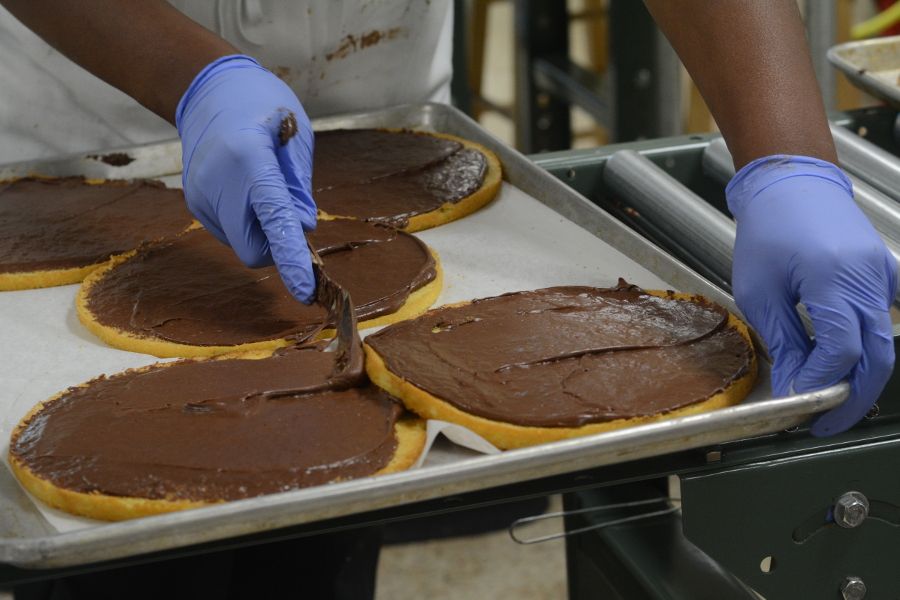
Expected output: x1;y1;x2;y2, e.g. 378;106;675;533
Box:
80;219;439;351
365;281;755;428
9;344;418;508
313;129;500;230
0;177;193;288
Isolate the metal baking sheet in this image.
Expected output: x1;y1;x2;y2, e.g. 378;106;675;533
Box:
829;36;900;109
0;103;848;568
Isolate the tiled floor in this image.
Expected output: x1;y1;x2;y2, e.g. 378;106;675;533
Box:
376;496;567;599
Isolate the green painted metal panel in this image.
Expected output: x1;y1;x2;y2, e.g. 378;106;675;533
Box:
682;437;900;599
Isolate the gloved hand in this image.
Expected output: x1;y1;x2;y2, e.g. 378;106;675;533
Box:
727;155;897;436
176;54;317;302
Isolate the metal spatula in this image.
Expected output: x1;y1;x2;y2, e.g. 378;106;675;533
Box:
308;242;365;389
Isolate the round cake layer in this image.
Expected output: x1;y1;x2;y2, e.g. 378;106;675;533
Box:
313;129;502;232
78;219;442;357
0;177;194;290
365;281;757;448
8;344;426;520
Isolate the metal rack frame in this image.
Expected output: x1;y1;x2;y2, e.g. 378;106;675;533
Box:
535;106;900;599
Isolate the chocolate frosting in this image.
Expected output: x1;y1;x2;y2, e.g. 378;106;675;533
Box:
0;177;193;273
10;345;403;501
313;129;488;227
85;219;437;347
366;281;754;427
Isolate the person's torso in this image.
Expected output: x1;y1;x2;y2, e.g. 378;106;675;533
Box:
0;0;452;164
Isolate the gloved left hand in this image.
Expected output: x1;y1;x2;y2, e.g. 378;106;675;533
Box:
176;54;317;302
727;155;897;436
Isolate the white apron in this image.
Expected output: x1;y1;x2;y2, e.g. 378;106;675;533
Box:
0;0;453;164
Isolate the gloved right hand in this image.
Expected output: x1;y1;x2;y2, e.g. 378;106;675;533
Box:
727;155;897;436
176;54;318;303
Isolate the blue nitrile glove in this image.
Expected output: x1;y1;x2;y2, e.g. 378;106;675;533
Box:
727;155;897;436
176;55;317;302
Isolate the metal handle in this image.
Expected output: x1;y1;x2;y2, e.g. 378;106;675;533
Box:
509;497;680;545
703;138;900;270
604;150;736;285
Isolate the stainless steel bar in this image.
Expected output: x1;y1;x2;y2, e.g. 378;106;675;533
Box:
605;150;735;284
831;123;900;204
805;0;838;111
703;138;900;256
654;28;683;138
851;178;900;250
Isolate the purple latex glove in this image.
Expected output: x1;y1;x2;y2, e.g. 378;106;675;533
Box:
176;55;317;302
727;155;897;436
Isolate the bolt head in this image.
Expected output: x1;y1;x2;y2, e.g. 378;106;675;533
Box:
633;68;652;90
834;491;869;529
841;576;866;600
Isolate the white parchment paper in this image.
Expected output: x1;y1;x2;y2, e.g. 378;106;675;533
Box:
0;183;672;532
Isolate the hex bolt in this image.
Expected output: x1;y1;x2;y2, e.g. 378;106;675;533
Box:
633;68;652;90
841;576;866;600
834;491;869;529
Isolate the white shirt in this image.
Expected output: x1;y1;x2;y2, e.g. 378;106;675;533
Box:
0;0;452;164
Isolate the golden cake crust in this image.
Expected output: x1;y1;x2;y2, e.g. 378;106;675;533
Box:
364;290;758;450
0;263;108;292
75;248;443;358
8;350;427;521
317;131;503;232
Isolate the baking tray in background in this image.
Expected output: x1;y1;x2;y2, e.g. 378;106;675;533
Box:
829;36;900;108
0;103;847;568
